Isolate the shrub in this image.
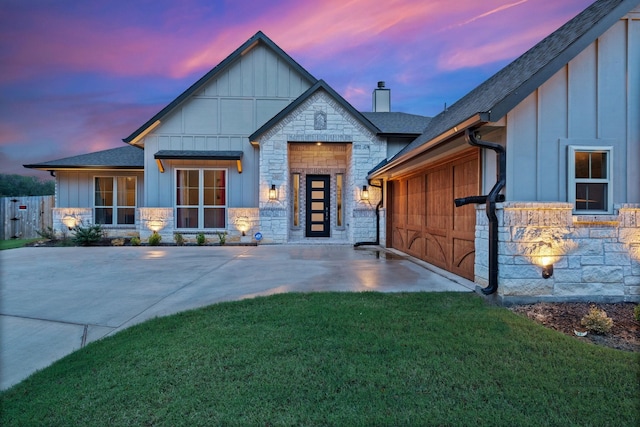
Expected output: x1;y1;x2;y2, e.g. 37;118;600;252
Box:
36;226;57;241
634;304;640;322
174;233;185;246
216;231;227;245
72;223;104;246
148;232;162;246
130;236;141;246
196;232;206;246
580;305;613;335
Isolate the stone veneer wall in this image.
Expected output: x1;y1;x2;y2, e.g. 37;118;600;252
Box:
52;207;92;237
257;91;385;243
475;202;640;303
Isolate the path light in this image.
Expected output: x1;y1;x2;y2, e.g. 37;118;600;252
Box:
541;257;554;279
360;185;369;201
62;215;78;230
235;216;249;236
269;184;278;201
147;219;164;232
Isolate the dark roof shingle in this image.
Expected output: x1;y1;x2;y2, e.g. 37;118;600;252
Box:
387;0;637;165
24;145;143;170
360;112;431;135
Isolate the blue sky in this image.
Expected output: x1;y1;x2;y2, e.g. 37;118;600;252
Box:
0;0;594;177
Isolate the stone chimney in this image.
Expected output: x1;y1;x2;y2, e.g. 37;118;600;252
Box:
372;81;390;112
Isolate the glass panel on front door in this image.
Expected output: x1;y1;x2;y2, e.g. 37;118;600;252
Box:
306;175;330;237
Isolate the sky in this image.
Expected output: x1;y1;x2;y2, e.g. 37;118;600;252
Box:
1;0;595;178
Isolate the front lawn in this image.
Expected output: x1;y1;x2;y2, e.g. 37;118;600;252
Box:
1;293;637;426
0;239;39;250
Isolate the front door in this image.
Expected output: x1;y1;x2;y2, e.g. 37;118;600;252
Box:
306;175;330;237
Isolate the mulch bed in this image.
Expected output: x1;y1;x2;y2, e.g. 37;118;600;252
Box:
510;302;640;352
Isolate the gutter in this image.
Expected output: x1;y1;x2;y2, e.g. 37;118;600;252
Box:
454;129;505;295
368;114;485;179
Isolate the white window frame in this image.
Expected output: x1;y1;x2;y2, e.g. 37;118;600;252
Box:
93;176;137;226
567;145;613;214
175;168;228;230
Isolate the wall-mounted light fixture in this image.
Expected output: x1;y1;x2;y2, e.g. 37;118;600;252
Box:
542;263;554;279
62;215;78;230
269;184;278;201
360;185;369;201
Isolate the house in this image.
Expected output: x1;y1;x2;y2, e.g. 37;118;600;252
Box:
26;0;640;303
367;0;640;303
25;31;429;247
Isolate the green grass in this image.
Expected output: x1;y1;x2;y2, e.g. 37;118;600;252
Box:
1;293;638;426
0;238;39;250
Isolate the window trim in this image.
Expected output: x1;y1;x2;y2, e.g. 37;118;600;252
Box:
93;176;137;226
175;168;228;230
567;145;613;214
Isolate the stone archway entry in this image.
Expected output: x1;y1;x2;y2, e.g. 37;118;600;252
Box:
305;175;331;237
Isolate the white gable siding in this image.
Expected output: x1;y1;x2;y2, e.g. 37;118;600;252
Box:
139;44;313;208
505;11;640;205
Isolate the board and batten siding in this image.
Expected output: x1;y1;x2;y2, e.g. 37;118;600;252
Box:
504;9;640;205
55;171;144;209
140;44;313;208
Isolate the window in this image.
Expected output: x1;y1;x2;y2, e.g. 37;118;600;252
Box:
176;169;226;229
568;146;613;213
336;173;343;227
94;177;136;225
292;173;300;227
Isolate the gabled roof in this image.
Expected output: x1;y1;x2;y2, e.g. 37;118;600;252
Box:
123;31;318;144
372;0;639;176
249;79;380;143
24;145;143;171
361;112;431;136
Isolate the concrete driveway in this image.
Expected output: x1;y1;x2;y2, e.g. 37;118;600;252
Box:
0;244;473;390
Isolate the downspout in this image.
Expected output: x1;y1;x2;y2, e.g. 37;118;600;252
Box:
354;180;383;247
454;129;506;295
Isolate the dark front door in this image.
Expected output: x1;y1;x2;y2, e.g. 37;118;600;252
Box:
306;175;330;237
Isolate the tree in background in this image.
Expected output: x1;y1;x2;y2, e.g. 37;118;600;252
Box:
0;174;55;197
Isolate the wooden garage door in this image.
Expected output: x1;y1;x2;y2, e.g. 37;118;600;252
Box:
388;149;479;280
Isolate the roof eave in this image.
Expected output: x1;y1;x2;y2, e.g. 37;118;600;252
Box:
368;114;485;179
23;165;144;171
249;80;381;145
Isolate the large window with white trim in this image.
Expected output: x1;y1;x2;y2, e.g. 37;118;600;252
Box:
176;169;226;229
94;176;136;225
568;146;613;213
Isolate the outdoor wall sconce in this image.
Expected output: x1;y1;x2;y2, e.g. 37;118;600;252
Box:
360;185;369;201
542;263;554;279
269;184;278;201
62;215;78;230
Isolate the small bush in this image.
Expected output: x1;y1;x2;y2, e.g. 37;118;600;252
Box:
130;236;141;246
72;223;104;246
580;305;613;335
174;233;185;246
148;232;162;246
196;232;206;246
216;231;227;245
111;238;125;246
634;304;640;322
36;226;57;241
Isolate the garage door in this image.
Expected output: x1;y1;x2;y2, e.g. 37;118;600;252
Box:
388;149;479;280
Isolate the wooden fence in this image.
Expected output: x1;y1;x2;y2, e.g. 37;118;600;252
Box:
1;196;54;240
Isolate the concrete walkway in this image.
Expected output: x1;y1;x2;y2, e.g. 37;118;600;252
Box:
0;244;474;390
